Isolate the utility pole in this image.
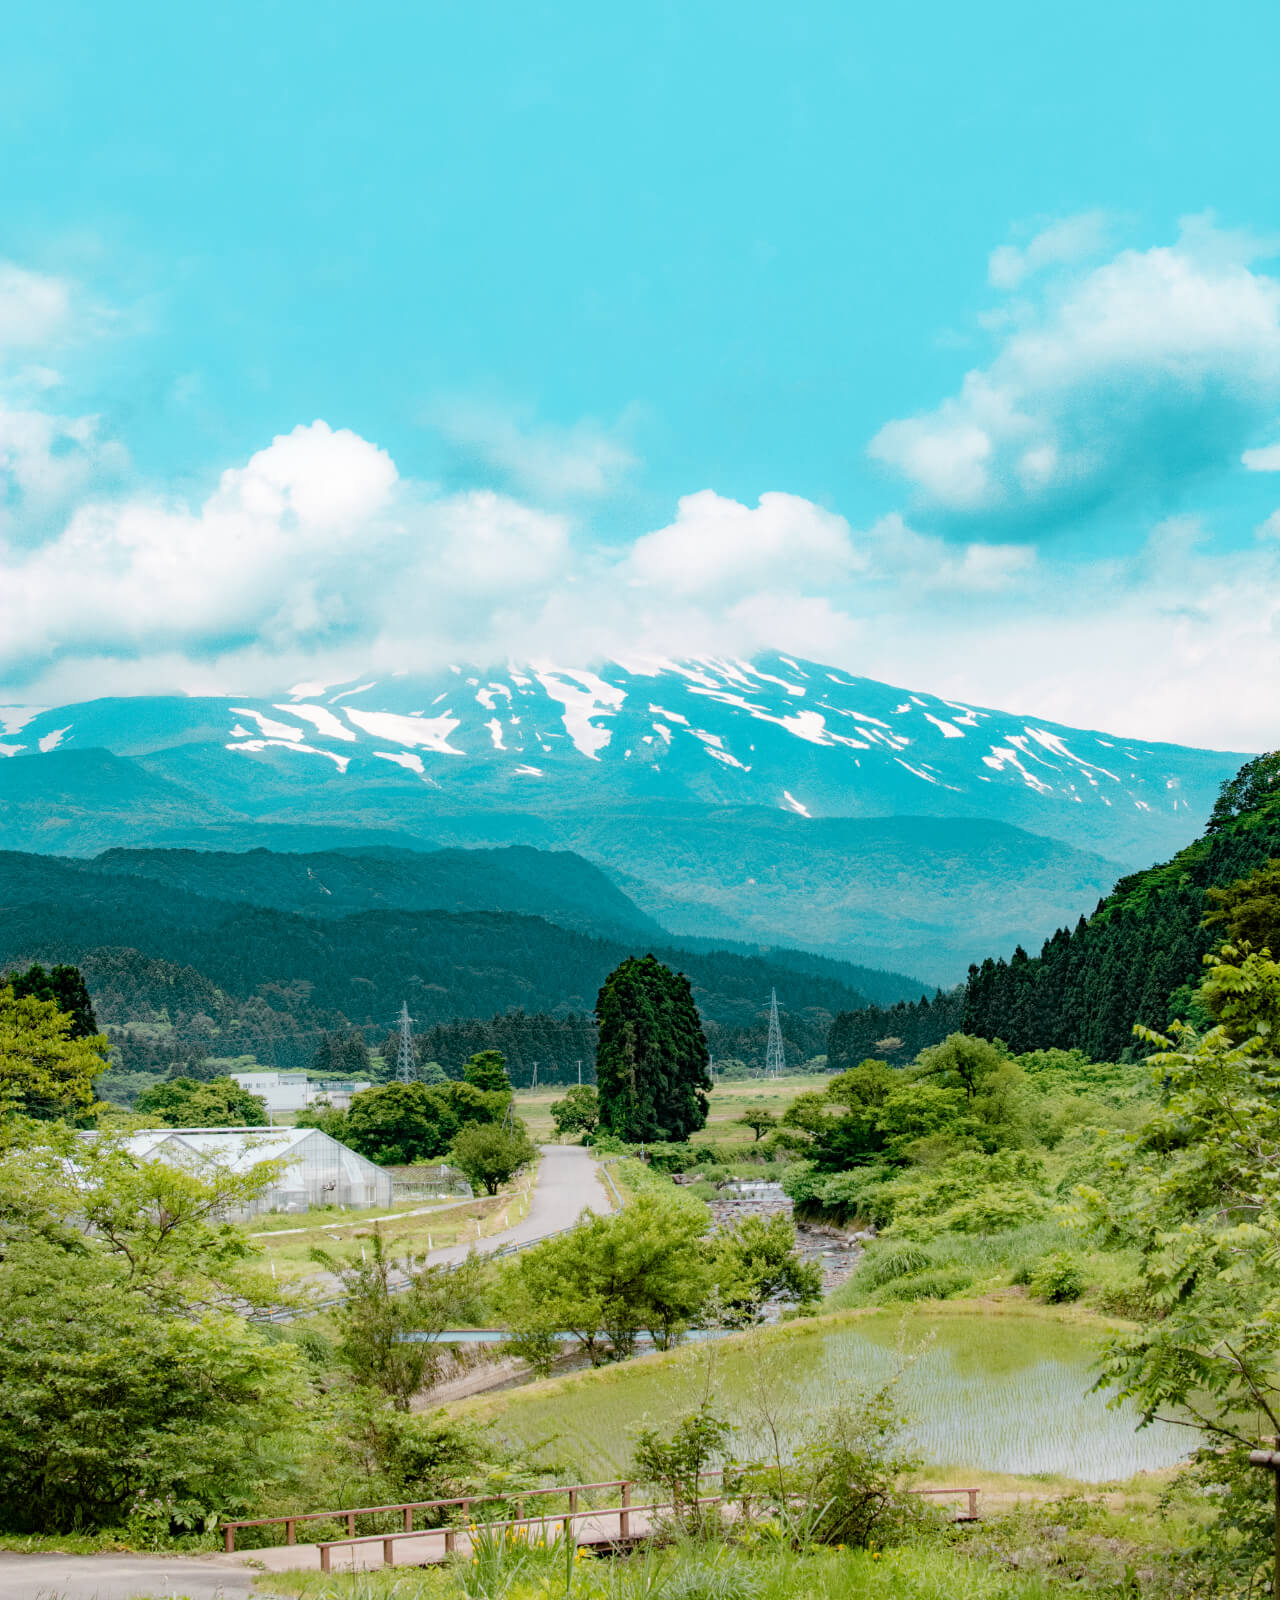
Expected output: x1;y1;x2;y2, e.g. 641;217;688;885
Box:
576;1058;582;1086
396;1002;415;1084
765;989;786;1078
531;1060;538;1090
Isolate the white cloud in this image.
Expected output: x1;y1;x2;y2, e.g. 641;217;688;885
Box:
0;263;73;355
416;489;569;593
987;211;1110;290
1243;440;1280;471
873;218;1280;525
427;401;637;499
627;490;859;599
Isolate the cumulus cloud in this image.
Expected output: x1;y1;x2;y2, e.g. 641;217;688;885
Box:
4;237;1280;751
1243;440;1280;471
987;211;1110;290
0;419;579;684
872;217;1280;529
627;490;860;598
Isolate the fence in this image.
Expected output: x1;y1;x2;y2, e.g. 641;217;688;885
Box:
223;1471;981;1570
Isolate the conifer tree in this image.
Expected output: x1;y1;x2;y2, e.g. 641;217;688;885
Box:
595;955;711;1142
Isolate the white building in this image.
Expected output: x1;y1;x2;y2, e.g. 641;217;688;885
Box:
230;1071;371;1115
120;1125;394;1216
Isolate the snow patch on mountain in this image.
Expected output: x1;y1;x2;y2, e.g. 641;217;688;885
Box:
231;708;306;742
374;750;426;775
533;667;627;760
343;707;463;753
281;703;357;742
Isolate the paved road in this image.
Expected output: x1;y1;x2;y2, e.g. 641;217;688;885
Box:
0;1551;256;1600
426;1143;612;1265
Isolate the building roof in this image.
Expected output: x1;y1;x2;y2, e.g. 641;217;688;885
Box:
119;1125;377;1174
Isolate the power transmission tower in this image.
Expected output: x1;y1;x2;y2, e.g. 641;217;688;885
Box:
396;1002;415;1084
765;989;786;1078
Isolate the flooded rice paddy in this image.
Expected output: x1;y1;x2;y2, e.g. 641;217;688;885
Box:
479;1307;1191;1483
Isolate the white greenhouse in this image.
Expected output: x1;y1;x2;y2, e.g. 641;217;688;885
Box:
120;1125;394;1217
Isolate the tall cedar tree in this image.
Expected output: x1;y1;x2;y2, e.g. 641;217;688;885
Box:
595;955;711;1142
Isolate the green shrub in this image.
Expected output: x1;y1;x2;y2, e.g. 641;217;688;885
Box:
855;1240;933;1288
1028;1251;1084;1304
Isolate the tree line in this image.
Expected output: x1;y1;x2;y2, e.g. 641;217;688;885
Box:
959;752;1280;1059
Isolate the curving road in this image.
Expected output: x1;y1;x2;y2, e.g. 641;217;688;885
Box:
427;1142;613;1265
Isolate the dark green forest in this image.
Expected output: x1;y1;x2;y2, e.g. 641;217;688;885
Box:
959;752;1280;1058
0;849;904;1101
825;988;965;1070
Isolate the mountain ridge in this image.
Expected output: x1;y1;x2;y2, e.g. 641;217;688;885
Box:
1;654;1243;981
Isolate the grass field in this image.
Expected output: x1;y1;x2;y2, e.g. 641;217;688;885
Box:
242;1169;536;1283
511;1073;821;1153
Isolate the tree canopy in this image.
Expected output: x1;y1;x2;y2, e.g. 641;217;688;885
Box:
462;1048;512;1093
337;1079;503;1165
595;955;711;1143
449;1121;536;1195
135;1074;268;1127
0;985;108;1121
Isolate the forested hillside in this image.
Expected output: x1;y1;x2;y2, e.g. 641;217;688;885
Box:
0;849;902;1096
91;843;665;943
959;752;1280;1059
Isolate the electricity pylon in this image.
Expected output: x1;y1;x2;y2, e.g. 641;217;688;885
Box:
765;988;786;1078
396;1002;415;1083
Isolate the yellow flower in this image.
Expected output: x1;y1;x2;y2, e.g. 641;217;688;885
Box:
872;1552;881;1561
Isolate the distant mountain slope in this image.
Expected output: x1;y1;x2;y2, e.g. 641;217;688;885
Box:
90;844;666;944
530;808;1123;984
0;850;927;1069
3;654;1240;863
1;654;1242;980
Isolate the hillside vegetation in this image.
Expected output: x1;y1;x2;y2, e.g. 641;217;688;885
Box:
0;848;920;1098
961;752;1280;1058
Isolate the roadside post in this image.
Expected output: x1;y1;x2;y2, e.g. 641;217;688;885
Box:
1248;1438;1280;1595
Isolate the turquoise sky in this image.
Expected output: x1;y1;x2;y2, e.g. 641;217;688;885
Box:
3;2;1280;747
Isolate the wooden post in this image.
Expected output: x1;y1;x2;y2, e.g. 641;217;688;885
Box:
347;1511;356;1538
320;1545;332;1574
966;1490;978;1522
286;1518;296;1545
445;1527;456;1554
224;1526;235;1554
1248;1443;1280;1597
619;1481;631;1539
404;1506;413;1532
383;1536;395;1565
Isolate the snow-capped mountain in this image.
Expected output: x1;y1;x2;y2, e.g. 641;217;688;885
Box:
2;653;1239;860
0;655;1245;981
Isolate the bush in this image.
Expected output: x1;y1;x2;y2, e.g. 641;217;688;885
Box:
871;1266;974;1303
790;1390;934;1550
1028;1250;1085;1303
855;1241;933;1289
